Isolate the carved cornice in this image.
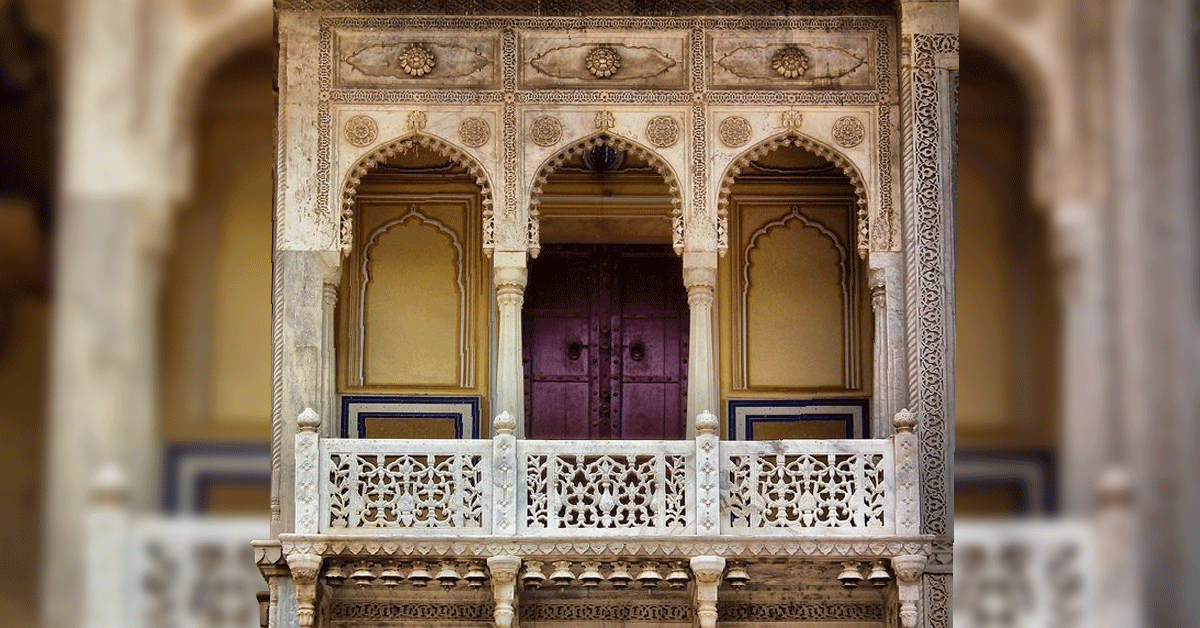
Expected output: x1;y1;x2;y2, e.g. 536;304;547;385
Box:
278;0;895;16
280;534;933;560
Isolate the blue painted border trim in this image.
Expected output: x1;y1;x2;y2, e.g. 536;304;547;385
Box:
163;443;271;514
955;449;1058;515
727;398;871;441
340;395;482;439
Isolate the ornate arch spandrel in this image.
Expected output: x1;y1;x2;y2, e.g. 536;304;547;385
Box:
717;132;870;259
340;132;496;257
526;131;685;258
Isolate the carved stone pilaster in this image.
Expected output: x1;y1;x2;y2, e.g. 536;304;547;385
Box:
694;412;721;533
892;554;927;628
287;553;322;628
683;252;718;437
494;253;528;436
487;555;522;628
493;412;518;534
690;556;726;628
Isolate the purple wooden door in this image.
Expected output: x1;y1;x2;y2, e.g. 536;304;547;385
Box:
523;245;688;439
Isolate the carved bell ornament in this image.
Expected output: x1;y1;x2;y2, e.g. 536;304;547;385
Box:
550;560;576;586
578;562;604;587
867;560;892;587
636;562;663;587
323;563;347;587
665;562;691;589
464;562;488;588
608;561;633;588
522;561;546;588
837;561;865;588
436;562;462;589
408;562;432;587
350;563;376;588
378;564;404;588
724;562;750;588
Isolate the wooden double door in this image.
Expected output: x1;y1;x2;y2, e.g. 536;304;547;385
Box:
523;245;688;439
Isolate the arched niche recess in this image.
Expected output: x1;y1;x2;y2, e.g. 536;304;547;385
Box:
337;138;494;431
528;132;684;257
718;132;869;259
717;137;873;439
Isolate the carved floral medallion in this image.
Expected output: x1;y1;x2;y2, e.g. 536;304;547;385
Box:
397;43;436;77
719;116;752;148
782;109;804;132
646;116;680;148
529;116;562;147
771;45;810;78
407;110;428;131
343;115;378;147
832;116;865;148
459;117;491;147
585;46;622;78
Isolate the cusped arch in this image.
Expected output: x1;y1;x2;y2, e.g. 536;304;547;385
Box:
527;132;685;257
341;132;496;256
718;132;869;259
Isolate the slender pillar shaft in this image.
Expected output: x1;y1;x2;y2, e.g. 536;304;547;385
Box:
494;252;528;438
683;251;718;438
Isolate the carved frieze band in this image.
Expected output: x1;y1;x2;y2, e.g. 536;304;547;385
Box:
904;33;958;539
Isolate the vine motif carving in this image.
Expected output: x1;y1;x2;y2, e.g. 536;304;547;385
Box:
521;602;690;622
719;116;752;147
332;601;493;621
397;43;436;76
645;115;680;148
524;453;688;530
585;46;622;78
529;116;562;146
327;453;485;529
725;452;886;529
458;117;491;147
771;45;810;78
908;33;958;539
718;601;883;622
832;115;865;148
344;114;379;147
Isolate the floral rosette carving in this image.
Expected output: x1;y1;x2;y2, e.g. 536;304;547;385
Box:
771;45;810;79
719;116;752;148
832;116;865;148
343;115;378;147
459;117;491;148
529;116;562;147
397;43;436;77
585;46;622;78
646;116;680;148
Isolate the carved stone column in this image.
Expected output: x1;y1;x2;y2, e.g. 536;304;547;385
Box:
494;252;528;438
286;553;322;628
869;255;907;436
487;555;522;628
683;251;719;437
892;554;927;628
320;283;339;438
690;556;726;628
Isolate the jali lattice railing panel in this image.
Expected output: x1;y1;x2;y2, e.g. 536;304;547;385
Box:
303;412;920;538
518;441;696;534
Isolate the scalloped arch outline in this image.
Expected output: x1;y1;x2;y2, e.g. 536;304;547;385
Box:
717;131;869;259
340;131;496;256
527;131;685;257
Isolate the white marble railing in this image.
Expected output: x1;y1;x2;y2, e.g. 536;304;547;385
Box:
306;411;919;538
85;513;268;628
955;520;1100;628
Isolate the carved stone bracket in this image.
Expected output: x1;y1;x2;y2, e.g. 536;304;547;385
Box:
690;556;726;628
287;552;323;628
891;554;927;628
487;555;522;628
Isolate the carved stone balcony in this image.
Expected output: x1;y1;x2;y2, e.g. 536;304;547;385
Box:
280;407;928;559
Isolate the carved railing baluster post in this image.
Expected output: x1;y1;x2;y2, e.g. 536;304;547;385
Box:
487;555;522;628
83;464;129;628
695;411;721;534
493;412;518;535
295;408;322;534
287;552;322;628
892;409;920;535
892;554;927;628
690;556;725;628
